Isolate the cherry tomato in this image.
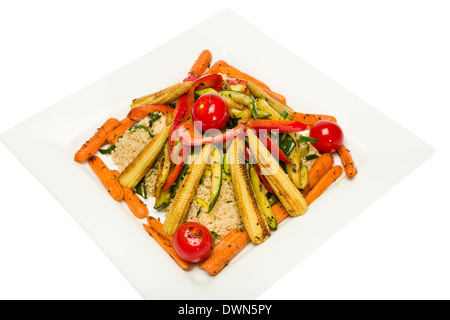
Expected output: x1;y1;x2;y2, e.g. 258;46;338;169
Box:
173;222;213;263
309;120;344;153
192;93;229;132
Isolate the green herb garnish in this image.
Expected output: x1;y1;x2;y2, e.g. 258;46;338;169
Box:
98;144;116;155
130;124;153;137
305;154;320;161
135;178;148;199
210;231;218;244
148;111;161;127
298;135;319;143
280;109;289;119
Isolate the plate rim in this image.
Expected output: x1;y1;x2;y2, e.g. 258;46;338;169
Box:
0;8;435;300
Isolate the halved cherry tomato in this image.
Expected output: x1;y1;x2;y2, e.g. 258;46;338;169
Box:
309;120;344;153
173;222;213;263
192;93;229;132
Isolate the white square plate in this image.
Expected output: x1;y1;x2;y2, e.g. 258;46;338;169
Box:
0;9;434;300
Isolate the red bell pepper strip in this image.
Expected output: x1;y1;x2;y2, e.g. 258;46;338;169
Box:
257;131;292;165
245;145;274;194
168;87;195;162
226;78;246;86
247;118;307;133
127;104;174;121
183;72;197;82
194;73;223;91
178;124;247;146
162;143;188;190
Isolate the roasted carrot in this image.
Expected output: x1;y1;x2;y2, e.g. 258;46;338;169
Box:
292;112;337;126
200;229;250;276
305;165;343;205
190;50;212;77
337;144;358;178
204;59;228;75
88;156;123;201
198;229;241;269
146;216;173;242
112;170;148;219
301;153;335;196
271;202;290;225
143;224;193;271
200;201;290;275
107;118;136;145
218;64;286;104
74;118;120;163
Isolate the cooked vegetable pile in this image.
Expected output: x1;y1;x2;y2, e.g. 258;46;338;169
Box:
74;50;358;275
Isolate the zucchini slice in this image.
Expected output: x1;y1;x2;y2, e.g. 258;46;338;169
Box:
299;165;309;190
208;145;223;213
249;165;277;230
154;188;171;209
195;87;218;96
218;90;254;106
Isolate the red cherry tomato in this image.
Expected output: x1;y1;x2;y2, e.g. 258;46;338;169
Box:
192;93;229;132
309;120;344;153
173;222;213;263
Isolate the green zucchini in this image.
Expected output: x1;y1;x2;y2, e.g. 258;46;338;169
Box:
153;142;171;199
249;165;277;230
299;142;310;158
218;90;254;106
279;133;296;157
195;87;218;96
208;146;223;213
173;164;189;191
299;165;309;190
256;109;271;119
235;108;252;120
267;193;279;207
255;98;282;120
286;138;302;189
223;151;231;174
154;188;171;209
251;99;258;119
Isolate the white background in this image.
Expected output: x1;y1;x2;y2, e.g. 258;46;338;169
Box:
1;1;449;300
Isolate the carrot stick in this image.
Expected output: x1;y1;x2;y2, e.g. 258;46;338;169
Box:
337;144;358;178
143;224;193;271
198;229;241;269
74;118;120;163
292;112;337;126
200;229;250;276
271;202;290;224
204;59;228;75
218;64;287;104
301;153;335;196
107;118;136;145
146;216;173;242
200;200;290;275
88;156;124;201
189;50;212;77
305;165;343;205
112;170;148;219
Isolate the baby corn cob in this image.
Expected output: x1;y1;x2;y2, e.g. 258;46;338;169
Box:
131;81;195;109
119;126;170;189
247;129;308;217
163;143;213;236
229;137;270;245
